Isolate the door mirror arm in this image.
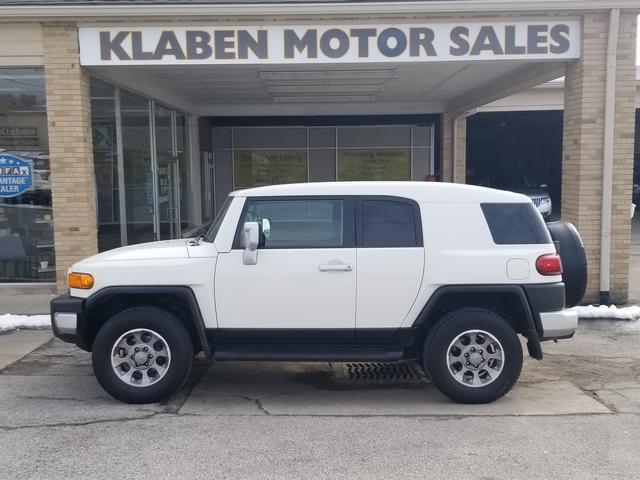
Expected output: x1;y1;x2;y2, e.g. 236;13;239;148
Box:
243;222;259;265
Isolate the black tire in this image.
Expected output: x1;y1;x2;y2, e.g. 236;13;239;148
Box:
423;308;523;404
546;221;587;307
92;306;193;404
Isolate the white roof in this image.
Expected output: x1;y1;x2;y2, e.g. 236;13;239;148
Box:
231;181;530;203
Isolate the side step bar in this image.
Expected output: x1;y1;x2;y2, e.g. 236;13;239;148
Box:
213;345;405;362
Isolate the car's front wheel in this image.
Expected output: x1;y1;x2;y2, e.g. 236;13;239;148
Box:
423;308;523;404
92;306;193;404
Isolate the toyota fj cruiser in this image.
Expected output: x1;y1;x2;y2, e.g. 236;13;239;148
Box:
51;182;586;404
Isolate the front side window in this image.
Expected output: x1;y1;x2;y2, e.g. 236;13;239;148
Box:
361;199;419;247
240;199;345;249
204;196;232;243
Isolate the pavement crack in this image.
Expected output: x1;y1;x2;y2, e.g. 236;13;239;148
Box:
259;387;316;400
254;398;271;415
0;411;176;432
575;387;619;413
16;395;99;403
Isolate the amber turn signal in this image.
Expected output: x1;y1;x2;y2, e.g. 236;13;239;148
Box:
68;272;94;289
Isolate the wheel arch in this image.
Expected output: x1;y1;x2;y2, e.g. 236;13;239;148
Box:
84;286;211;358
411;285;542;359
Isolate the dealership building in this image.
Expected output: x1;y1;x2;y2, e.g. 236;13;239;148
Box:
0;0;637;303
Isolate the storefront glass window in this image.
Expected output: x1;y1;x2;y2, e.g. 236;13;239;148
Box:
154;103;174;239
212;124;433;195
232;127;308;188
91;78;194;249
0;68;54;283
91;79;121;251
337;126;411;181
121;90;155;245
176;113;191;229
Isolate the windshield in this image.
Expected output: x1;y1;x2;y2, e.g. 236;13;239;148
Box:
203;197;233;243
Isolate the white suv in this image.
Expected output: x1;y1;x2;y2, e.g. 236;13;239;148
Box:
51;182;584;405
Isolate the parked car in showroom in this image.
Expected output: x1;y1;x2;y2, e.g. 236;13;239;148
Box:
474;173;552;220
51;182;586;405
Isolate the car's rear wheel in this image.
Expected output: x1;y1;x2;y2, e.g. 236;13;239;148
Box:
92;306;193;404
424;308;523;404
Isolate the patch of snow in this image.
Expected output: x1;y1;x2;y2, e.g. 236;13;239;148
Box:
0;314;51;332
570;305;640;321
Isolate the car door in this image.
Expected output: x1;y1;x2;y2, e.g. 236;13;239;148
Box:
355;197;425;330
214;196;357;333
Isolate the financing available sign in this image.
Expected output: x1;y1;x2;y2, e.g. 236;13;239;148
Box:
79;20;580;66
0;154;33;198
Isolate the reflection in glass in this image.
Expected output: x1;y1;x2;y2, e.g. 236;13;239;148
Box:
91;78;195;248
121;90;155;245
176;113;191;232
154;104;176;239
91;79;121;251
0;68;55;283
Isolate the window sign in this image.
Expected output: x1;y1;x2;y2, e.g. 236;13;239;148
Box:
0;67;54;283
234;150;307;188
338;149;410;181
0;154;33;198
0;127;39;148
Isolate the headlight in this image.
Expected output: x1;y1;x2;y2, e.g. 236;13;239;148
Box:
68;272;94;289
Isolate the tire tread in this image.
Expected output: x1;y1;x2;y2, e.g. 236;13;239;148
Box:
424;307;523;404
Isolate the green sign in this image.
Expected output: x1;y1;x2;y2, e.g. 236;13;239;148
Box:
234;149;307;188
338;149;411;181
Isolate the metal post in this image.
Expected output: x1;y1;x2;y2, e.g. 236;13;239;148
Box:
599;8;620;304
114;87;128;246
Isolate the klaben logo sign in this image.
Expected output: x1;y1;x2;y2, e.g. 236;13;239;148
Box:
0;154;33;198
79;21;581;66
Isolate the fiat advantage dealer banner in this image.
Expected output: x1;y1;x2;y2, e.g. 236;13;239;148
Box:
78;21;581;66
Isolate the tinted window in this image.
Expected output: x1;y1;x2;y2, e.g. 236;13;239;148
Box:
481;203;552;245
362;200;418;247
242;199;344;248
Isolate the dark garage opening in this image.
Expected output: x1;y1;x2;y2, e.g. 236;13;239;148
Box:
466;110;563;217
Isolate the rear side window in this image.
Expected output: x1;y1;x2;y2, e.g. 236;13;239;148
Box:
361;200;419;247
481;203;552;245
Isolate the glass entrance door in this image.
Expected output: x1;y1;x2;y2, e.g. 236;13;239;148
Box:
91;80;192;250
153;104;181;240
120;90;155;245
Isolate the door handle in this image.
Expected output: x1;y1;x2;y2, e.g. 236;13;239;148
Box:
319;263;353;272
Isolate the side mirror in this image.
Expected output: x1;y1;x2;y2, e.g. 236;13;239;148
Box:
243;222;259;265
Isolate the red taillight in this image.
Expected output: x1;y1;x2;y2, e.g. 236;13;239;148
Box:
536;254;563;276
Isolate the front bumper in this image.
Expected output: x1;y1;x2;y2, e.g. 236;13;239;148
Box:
50;294;90;350
539;309;578;340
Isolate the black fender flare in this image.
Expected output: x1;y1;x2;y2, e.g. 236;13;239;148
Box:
85;285;211;358
411;285;543;360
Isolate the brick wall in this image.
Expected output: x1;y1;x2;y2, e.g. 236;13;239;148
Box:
441;112;467;184
562;11;638;303
42;23;98;292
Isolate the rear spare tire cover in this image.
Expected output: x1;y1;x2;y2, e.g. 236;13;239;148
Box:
546;221;587;307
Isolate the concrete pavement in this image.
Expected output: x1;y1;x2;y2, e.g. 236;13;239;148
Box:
1;322;639;479
0;330;52;371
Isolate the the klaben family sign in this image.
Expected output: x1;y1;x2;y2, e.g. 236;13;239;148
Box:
79;21;581;65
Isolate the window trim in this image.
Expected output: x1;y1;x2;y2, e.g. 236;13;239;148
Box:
355;196;423;248
231;195;356;250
